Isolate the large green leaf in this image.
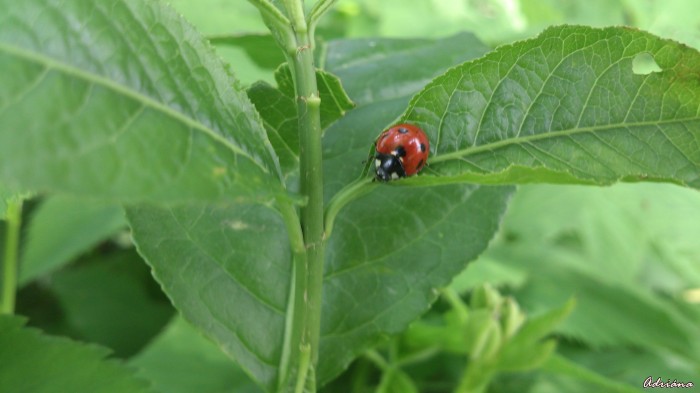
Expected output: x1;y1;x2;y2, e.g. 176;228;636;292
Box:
0;315;154;393
320;184;513;382
324;32;491;105
401;26;700;188
20;195;126;285
321;33;491;200
0;0;284;203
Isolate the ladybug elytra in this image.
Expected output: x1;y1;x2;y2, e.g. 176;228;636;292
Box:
374;124;429;181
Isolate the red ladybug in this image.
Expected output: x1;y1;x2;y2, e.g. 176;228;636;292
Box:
374;123;430;181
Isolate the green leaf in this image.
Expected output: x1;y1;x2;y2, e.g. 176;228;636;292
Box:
495;299;571;372
508;298;575;347
210;34;286;70
402;26;700;188
127;187;513;390
50;250;173;357
247;81;298;189
131;316;263;393
321;33;491;200
558;344;700;388
0;314;154;393
274;65;355;129
324;32;491;105
126;203;290;392
248;65;354;190
247;81;299;190
483;183;700;364
449;255;528;293
499;339;557;372
319;185;513;383
20;195;126;285
0;0;285;203
166;0;268;35
519;265;700;357
165;0;276;84
540;354;642;393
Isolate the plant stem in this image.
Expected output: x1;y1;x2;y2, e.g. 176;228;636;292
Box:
441;287;469;324
324;177;375;238
455;362;493;393
277;200;307;391
284;0;325;390
1;198;22;314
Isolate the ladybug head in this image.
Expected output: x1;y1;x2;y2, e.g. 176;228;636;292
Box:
374;151;406;181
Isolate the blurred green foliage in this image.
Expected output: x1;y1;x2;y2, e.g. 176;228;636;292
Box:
169;0;700;85
4;1;699;392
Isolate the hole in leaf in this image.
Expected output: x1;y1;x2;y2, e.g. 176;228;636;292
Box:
632;52;662;75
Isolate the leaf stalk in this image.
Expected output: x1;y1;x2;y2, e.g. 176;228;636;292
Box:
1;198;22;315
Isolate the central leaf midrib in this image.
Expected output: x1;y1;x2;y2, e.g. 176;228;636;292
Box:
430;116;699;163
0;41;269;174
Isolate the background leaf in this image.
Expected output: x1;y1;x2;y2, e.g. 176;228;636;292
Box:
20;195;126;285
0;0;284;203
209;34;285;71
0;315;154;393
463;182;700;387
154;0;274;85
48;250;174;357
402;26;700;188
131;316;263;393
323;32;491;106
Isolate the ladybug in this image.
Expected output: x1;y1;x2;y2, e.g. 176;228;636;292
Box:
374;123;430;181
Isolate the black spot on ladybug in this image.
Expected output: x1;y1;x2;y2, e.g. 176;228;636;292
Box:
393;146;406;157
398;127;408;134
420;143;426;152
416;159;424;170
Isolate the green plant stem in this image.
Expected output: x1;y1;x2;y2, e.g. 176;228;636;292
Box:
364;350;389;371
277;200;307;391
1;198;22;314
455;363;494;393
284;0;325;390
324;177;375;238
441;287;469;324
307;0;338;47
